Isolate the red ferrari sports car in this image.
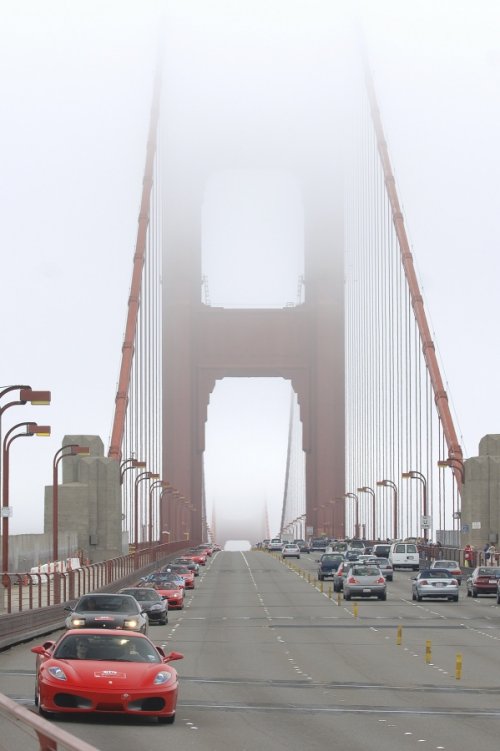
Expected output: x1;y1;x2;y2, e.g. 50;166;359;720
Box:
168;566;195;589
31;629;183;723
151;583;185;609
185;552;207;566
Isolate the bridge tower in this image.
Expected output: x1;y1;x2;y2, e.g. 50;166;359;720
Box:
161;172;345;542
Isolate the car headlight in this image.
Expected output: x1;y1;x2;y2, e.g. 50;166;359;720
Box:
153;670;173;685
123;619;139;629
173;592;181;598
48;666;67;681
70;618;86;627
149;603;162;611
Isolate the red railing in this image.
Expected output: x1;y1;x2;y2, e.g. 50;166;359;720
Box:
0;539;187;647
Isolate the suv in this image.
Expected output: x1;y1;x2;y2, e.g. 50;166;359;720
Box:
310;537;329;552
317;553;344;581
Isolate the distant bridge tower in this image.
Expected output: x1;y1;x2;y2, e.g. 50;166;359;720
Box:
162;167;345;542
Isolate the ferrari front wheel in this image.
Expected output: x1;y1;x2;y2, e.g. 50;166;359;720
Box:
158;713;176;724
37;687;53;719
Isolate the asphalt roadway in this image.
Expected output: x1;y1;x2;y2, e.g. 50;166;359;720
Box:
1;549;500;751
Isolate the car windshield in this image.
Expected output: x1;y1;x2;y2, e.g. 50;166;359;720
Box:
122;589;160;602
420;570;451;579
477;567;500;576
55;634;161;662
322;555;342;562
434;561;458;568
76;596;139;613
352;566;380;576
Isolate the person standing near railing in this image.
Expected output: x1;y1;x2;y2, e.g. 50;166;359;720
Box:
487;544;498;566
464;543;473;567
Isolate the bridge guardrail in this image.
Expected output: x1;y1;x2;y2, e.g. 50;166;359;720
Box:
0;539;188;650
0;691;101;751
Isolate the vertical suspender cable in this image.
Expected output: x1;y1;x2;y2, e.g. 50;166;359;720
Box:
363;59;463;494
108;59;163;461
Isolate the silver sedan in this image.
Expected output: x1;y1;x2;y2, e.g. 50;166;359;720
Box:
411;569;459;602
343;564;387;600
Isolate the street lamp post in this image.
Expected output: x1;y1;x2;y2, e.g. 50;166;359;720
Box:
159;486;173;544
52;444;90;562
119;458;147;539
437;457;465;532
344;492;359;538
437;458;465;483
134;472;159;550
377;480;399;540
402;470;428;541
0;386;51;506
171;490;181;540
296;513;306;540
120;457;147;484
2;422;51;574
148;480;168;545
358;486;376;540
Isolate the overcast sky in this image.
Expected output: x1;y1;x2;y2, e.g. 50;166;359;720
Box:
1;0;499;541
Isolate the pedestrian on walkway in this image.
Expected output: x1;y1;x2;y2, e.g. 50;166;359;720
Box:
464;543;473;567
487;544;497;566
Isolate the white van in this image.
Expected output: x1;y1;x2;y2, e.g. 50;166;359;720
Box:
389;542;420;571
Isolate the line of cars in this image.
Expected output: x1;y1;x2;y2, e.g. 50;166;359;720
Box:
314;549;392;600
30;542;219;724
285;537;500;605
261;537;311;553
313;545;469;603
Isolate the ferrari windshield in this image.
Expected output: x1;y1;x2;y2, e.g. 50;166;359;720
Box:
54;634;162;662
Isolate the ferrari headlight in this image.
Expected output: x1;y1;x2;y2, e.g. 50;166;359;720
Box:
124;619;139;629
48;666;67;681
70;618;86;627
153;671;173;685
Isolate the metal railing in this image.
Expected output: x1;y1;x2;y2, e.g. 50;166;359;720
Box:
0;691;101;751
0;539;187;649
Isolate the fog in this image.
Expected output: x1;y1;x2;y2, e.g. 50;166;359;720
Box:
1;1;500;544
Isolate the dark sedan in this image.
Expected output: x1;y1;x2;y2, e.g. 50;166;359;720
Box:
317;553;344;581
64;593;149;633
344;549;362;563
119;587;168;625
466;567;500;597
333;561;350;592
294;539;311;553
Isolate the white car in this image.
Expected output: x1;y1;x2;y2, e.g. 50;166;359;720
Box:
267;538;284;551
281;543;300;559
